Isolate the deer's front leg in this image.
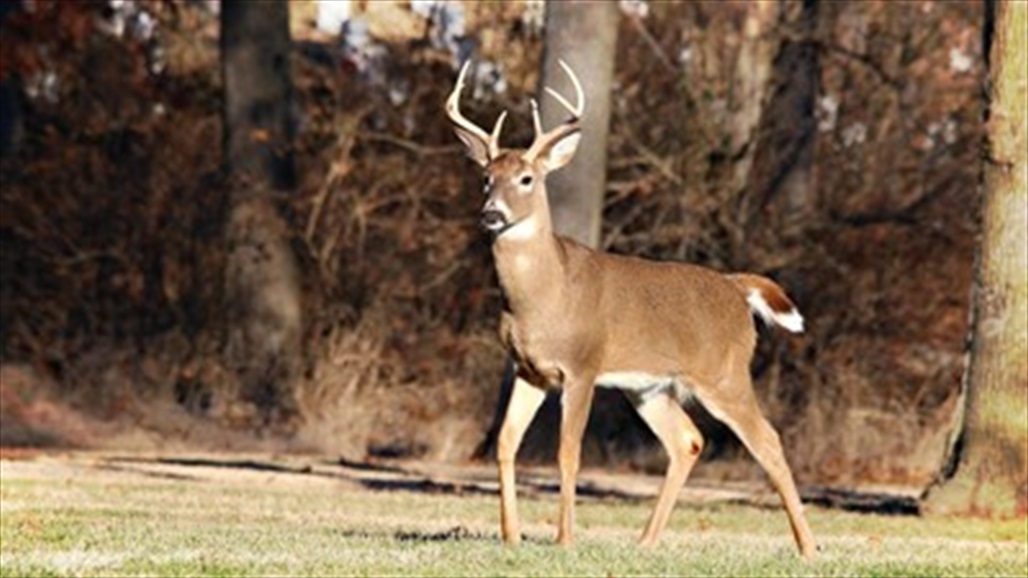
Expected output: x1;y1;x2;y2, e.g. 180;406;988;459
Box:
556;378;596;546
497;376;547;545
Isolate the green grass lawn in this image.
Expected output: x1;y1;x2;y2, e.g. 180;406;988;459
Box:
1;456;1026;577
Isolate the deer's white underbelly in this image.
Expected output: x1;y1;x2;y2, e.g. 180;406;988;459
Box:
595;371;692;404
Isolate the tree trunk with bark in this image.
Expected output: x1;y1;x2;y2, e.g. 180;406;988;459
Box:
220;0;302;428
744;0;820;244
728;1;779;205
538;0;619;248
0;0;24;159
926;0;1028;517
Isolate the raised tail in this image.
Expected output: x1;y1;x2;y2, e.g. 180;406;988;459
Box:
726;273;804;333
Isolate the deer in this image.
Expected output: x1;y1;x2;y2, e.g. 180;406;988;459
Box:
446;60;817;559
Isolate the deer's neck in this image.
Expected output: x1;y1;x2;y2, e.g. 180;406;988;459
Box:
491;219;566;314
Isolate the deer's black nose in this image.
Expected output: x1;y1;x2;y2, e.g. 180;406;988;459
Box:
480;210;508;232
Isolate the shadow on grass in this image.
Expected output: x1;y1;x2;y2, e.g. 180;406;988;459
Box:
332;525;550;546
101;455;921;515
394;525;492;543
103;455;646;502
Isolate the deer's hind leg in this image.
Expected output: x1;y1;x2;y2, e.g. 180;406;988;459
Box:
632;389;704;546
697;366;817;559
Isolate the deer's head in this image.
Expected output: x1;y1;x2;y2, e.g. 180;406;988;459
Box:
446;61;584;240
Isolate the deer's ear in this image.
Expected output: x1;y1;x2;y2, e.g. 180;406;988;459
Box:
453;128;491;167
539;130;581;172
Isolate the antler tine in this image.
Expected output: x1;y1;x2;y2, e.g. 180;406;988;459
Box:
544;59;585;120
489;111;507;158
446;61;505;158
530;98;543;136
524;59;585;161
445;62;488;141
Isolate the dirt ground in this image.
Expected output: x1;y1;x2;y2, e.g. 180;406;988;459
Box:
0;363;924;514
0;446;922;519
0;448;762;505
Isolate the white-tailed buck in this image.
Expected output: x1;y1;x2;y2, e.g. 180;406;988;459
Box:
447;60;817;558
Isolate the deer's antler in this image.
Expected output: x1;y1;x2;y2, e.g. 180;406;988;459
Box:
446;61;507;164
525;59;585;161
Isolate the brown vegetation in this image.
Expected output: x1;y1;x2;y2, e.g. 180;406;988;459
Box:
0;1;983;491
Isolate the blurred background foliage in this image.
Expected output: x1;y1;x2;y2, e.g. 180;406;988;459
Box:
0;0;985;493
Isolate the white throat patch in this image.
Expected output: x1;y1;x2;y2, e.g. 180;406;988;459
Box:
499;215;538;241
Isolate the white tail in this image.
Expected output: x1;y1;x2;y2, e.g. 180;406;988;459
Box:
729;273;806;333
447;60;817;559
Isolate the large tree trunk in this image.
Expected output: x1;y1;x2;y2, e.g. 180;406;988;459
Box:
745;0;820;244
0;0;24;159
926;0;1027;517
222;1;296;189
539;0;619;248
727;1;779;205
220;0;302;428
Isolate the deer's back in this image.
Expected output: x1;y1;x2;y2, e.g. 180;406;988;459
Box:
558;238;757;380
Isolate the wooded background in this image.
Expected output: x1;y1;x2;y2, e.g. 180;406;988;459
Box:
0;0;1023;514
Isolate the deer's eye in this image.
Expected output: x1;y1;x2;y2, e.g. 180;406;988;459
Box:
483;175;493;192
519;174;534;187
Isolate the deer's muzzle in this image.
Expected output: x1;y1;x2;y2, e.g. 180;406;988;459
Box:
480;209;509;233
